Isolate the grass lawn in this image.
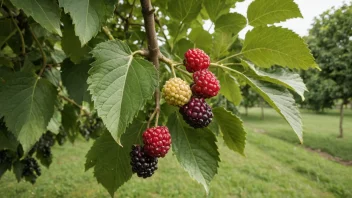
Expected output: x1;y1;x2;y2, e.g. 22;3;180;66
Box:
0;109;351;197
242;107;352;161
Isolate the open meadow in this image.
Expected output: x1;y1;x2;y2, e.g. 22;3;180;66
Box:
1;108;351;198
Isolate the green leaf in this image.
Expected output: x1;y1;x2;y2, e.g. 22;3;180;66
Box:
167;112;219;194
0;127;18;151
61;103;79;143
189;28;212;53
215;13;247;35
9;0;62;36
231;70;303;142
211;31;237;60
167;0;202;23
85;118;146;197
203;0;243;22
241;26;318;70
247;0;302;27
213;107;246;155
218;69;242;105
62;59;91;105
59;0;115;45
61;14;90;63
88;40;158;145
242;60;307;100
0;72;57;153
174;39;194;60
47;108;61;135
43;68;61;87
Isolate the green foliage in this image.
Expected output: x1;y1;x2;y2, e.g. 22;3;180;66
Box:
88;40;158;144
217;69;242;106
242;60;307;100
85;117;145;197
0;0;319;195
58;0;116;45
241;26;318;70
213;108;246;155
305;2;352;108
0;72;57;153
247;0;302;26
214;13;247;35
167;112;220;193
9;0;62;36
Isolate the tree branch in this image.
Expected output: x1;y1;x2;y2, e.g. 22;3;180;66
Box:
140;0;160;127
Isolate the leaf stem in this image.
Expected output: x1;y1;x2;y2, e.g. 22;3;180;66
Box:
216;52;243;64
140;0;161;128
102;26;115;40
9;12;25;55
59;94;90;116
211;63;243;76
29;26;47;76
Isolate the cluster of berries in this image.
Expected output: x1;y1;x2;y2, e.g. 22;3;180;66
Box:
163;48;220;128
79;115;104;141
130;126;171;178
20;157;41;184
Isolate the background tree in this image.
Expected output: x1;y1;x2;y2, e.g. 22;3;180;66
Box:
307;2;352;138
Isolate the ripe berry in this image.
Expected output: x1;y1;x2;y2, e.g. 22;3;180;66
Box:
143;126;171;158
162;78;192;107
179;98;213;128
184;48;210;73
192;70;220;98
130;145;158;178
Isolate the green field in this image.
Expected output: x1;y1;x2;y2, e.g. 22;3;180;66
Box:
0;108;351;198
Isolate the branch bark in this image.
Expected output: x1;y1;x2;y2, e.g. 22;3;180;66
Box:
140;0;160;126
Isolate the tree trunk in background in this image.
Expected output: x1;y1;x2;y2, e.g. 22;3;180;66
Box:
338;101;344;138
245;106;248;116
260;100;264;120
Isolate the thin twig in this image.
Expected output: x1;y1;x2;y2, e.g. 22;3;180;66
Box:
59;94;90;116
102;26;115;40
9;12;25;55
140;0;161;127
29;26;47;76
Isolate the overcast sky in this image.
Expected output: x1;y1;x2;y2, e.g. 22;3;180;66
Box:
205;0;348;38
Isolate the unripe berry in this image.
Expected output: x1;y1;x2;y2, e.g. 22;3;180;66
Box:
162;78;192;107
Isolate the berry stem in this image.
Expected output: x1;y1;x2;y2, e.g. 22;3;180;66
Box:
171;65;177;78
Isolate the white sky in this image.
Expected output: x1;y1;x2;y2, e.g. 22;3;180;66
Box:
204;0;347;38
